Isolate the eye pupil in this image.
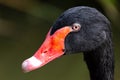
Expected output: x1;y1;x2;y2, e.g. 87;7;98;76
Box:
73;26;78;29
75;26;78;29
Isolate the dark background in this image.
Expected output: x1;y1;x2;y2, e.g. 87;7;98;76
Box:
0;0;120;80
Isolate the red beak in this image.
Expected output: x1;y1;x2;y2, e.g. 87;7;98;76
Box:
22;27;72;72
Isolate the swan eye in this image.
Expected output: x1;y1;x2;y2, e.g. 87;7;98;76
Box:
72;23;81;31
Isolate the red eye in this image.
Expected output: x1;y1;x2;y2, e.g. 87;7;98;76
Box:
72;23;81;31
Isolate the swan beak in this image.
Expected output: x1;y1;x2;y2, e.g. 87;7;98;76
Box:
22;27;72;72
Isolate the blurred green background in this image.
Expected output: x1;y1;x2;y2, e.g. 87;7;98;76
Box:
0;0;120;80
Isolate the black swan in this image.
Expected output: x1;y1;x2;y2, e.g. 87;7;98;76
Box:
22;6;114;80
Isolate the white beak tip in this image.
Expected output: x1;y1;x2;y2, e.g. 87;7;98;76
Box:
22;60;30;73
22;56;42;72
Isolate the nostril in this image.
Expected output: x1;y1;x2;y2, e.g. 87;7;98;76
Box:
43;50;47;53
